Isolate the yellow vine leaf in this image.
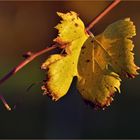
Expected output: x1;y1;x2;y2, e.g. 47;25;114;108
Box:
41;11;88;100
54;11;88;54
41;11;139;109
77;36;121;108
95;18;139;78
77;18;139;108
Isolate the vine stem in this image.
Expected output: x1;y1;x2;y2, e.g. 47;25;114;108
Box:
0;45;57;85
0;95;12;111
86;0;121;32
0;0;121;86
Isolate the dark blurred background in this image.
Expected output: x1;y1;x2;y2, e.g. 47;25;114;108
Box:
0;1;140;139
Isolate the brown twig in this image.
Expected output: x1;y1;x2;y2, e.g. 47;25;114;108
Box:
0;0;121;86
0;95;11;111
86;0;121;32
0;45;57;85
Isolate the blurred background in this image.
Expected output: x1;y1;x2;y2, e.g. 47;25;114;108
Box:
0;1;140;138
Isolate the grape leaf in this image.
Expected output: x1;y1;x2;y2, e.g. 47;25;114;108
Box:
41;11;88;100
41;11;139;109
77;18;139;108
95;18;139;78
77;36;121;108
54;11;88;54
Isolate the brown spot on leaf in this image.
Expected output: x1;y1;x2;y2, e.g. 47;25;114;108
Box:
72;18;75;21
82;45;86;49
75;23;79;27
86;59;90;63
